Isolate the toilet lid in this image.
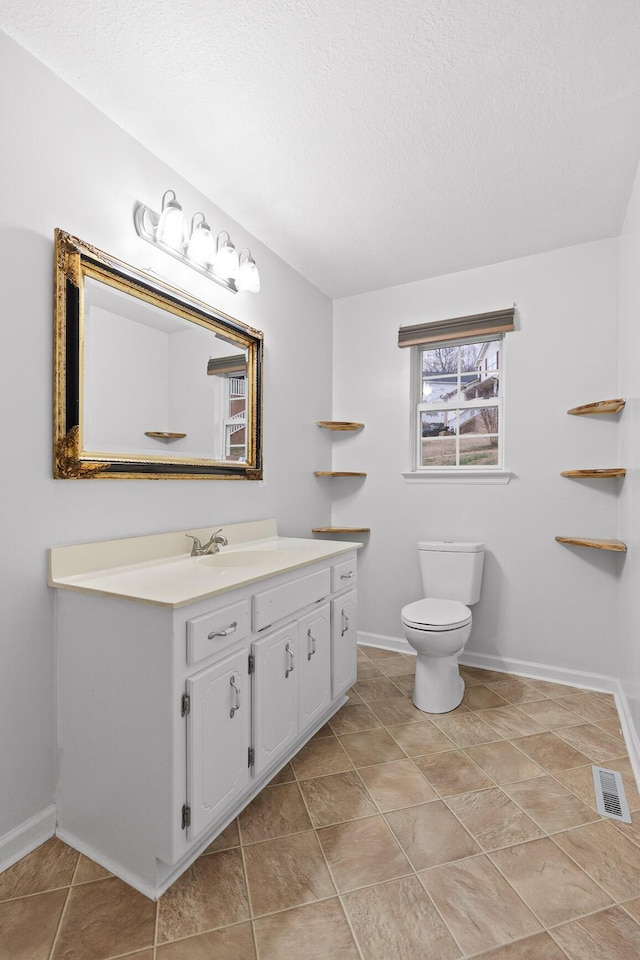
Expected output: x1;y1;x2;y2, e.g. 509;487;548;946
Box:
402;598;471;630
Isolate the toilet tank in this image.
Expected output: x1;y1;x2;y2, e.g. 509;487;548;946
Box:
418;541;484;604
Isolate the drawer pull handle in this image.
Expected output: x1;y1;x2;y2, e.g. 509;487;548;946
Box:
340;571;355;580
341;611;350;636
229;675;241;718
208;621;238;640
285;642;295;678
307;628;317;660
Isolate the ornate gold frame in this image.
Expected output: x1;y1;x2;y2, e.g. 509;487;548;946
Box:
53;230;263;479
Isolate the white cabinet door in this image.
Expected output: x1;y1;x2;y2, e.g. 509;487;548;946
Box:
186;648;250;839
252;622;299;777
331;590;358;698
298;604;331;734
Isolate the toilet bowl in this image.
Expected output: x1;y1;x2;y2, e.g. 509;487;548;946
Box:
401;542;484;713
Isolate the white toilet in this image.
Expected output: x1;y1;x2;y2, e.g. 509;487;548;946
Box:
401;541;485;713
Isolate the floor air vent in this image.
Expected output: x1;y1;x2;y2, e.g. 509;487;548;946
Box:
592;765;632;823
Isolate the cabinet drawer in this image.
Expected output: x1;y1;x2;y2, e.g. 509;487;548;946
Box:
253;568;330;632
187;600;250;665
331;557;357;593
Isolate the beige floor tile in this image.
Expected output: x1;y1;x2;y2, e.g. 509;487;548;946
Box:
202;818;240;854
243;830;335;917
389;675;416;697
317;815;411;893
459;664;482;685
502;775;599;833
524;678;586;698
593;691;617;706
385;800;480;869
342;875;460;960
53;875;156;959
299;771;378;826
362;646;402;659
459;666;508;684
0;837;78;901
290;736;353;779
368;696;427;726
554;723;624;763
346;686;363;703
511;732;591;772
462;684;509;710
516;699;584;729
328;703;382;735
478;706;547;739
473;932;569;959
553;820;640;901
0;888;67;960
338;728;406;767
554;693;619;722
613;816;640;847
268;761;296;785
622;897;640;922
595;717;625;741
239;782;311;843
387;720;455;757
358;758;438;811
357;660;384;679
603;757;640;809
490;837;612;926
156;922;257;960
485;679;547;704
254;898;359;960
446;788;543;851
352;677;405;701
552;905;640;960
419;855;541;955
463;741;544;784
375;656;416;677
414;749;495;797
553;761;639;814
72;855;111;884
311;722;336;740
431;712;501;747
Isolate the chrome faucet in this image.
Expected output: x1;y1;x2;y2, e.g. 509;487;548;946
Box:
186;529;229;556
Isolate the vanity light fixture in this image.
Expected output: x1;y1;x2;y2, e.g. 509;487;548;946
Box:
133;190;261;294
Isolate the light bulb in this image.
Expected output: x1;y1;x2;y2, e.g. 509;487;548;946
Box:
213;233;239;280
187;215;215;266
237;253;261;293
155;191;187;249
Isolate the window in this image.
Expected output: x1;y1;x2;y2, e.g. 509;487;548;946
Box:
416;337;503;470
397;307;514;480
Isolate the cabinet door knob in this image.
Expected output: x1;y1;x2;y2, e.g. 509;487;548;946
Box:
229;675;241;718
208;621;238;640
341;611;350;636
340;570;355;580
285;642;295;678
307;627;317;660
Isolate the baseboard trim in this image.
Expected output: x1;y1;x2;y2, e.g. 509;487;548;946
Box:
358;631;414;656
55;828;159;900
613;681;640;794
0;805;56;874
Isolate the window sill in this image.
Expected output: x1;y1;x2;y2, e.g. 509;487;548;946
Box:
402;469;513;485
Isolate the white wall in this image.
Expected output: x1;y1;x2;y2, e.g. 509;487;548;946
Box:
618;157;640;737
333;240;623;678
0;31;333;843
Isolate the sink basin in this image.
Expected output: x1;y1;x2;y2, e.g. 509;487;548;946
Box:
197;550;299;568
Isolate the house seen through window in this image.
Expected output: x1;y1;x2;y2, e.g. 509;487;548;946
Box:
417;338;502;469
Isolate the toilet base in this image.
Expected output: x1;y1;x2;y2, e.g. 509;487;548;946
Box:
412;653;465;714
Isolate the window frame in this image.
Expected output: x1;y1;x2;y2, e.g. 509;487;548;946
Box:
407;334;510;483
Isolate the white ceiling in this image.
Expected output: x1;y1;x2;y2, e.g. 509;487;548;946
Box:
2;1;640;298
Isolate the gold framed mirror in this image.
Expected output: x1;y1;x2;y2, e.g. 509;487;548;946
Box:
54;230;263;479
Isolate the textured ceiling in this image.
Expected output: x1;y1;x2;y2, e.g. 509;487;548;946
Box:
2;1;640;297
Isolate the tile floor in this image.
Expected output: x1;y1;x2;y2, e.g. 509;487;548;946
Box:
3;646;640;959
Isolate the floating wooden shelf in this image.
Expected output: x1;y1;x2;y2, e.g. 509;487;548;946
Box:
316;421;364;431
314;471;367;477
561;468;626;479
144;431;187;440
567;399;625;416
555;536;627;552
312;527;370;534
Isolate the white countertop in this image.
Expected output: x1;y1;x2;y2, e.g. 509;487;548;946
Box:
49;519;361;608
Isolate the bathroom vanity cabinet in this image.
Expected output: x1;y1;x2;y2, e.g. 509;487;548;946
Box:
51;525;358;899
